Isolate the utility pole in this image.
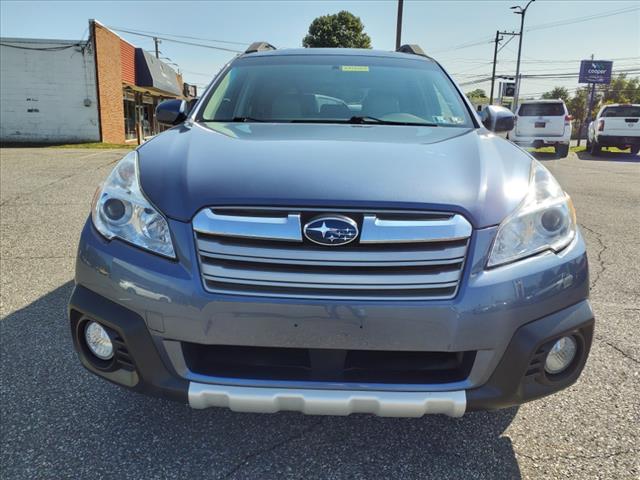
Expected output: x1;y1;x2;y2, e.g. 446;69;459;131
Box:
489;31;501;105
153;37;161;59
489;31;519;105
395;0;404;50
511;0;535;111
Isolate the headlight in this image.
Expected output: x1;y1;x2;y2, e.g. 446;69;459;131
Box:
488;160;576;267
91;151;175;258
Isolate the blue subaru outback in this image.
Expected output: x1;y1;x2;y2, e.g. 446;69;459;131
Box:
69;43;593;417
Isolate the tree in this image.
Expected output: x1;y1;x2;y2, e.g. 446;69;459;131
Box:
466;89;487;99
303;11;372;48
601;74;640;105
541;86;570;103
567;87;590;138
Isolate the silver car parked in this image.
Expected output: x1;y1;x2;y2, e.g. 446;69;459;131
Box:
69;43;593;417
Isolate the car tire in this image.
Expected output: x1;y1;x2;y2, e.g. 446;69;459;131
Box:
555;144;570;158
589;141;601;156
630;146;639;156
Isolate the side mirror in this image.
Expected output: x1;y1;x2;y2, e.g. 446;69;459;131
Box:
156;99;188;126
480;105;515;133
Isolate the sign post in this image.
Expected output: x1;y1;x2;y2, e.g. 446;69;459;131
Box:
578;59;613;146
579;60;613;84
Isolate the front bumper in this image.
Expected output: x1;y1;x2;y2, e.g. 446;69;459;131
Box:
69;217;593;417
69;285;594;416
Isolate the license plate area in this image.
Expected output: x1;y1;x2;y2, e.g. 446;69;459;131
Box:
535;121;546;128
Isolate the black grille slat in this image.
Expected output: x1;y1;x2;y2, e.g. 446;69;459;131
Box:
182;343;475;384
202;257;463;276
204;281;457;299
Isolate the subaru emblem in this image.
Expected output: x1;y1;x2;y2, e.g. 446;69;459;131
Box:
303;215;359;246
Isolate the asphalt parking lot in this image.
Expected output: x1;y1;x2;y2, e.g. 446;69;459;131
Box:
1;147;638;479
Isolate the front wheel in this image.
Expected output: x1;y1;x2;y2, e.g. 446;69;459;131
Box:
555;144;570;158
589;141;601;156
630;146;639;156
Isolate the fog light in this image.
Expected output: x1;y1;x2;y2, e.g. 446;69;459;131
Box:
84;321;114;360
544;336;577;375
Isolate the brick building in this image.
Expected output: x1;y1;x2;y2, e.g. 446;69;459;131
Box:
0;20;196;144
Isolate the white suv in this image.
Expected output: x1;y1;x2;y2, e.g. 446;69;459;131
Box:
509;100;572;157
587;104;640;156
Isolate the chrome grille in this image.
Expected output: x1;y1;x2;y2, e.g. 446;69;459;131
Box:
193;208;472;300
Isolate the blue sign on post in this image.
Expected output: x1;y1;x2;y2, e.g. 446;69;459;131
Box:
579;60;613;84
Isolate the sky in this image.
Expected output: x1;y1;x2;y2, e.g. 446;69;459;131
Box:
1;0;638;99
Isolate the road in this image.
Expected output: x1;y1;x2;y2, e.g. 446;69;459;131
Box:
1;147;638;479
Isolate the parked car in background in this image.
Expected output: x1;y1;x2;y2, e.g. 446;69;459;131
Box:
587;104;640;156
69;44;593;418
509;99;572;157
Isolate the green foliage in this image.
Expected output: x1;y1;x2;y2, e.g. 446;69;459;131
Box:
601;74;640;104
541;87;570;103
302;11;372;48
466;88;487;99
567;87;589;123
542;76;640;121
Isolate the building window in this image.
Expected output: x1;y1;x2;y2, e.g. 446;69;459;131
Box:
141;94;155;139
123;90;137;141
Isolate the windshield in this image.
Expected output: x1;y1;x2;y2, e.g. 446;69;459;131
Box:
518;103;565;116
197;55;473;127
602;106;640;117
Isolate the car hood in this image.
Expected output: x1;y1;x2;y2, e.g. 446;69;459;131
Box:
138;122;532;228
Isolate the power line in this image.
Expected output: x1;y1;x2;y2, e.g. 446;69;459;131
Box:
443;56;640;65
433;5;639;55
181;70;216;78
526;6;640;32
496;34;516;54
108;27;244;53
454;61;640;77
107;25;249;46
458;68;640;86
431;38;494;54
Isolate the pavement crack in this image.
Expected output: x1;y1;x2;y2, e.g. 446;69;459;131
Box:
595;335;640;365
220;418;325;480
0;158;118;207
579;223;608;292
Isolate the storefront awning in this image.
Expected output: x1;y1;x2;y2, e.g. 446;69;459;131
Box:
135;48;181;96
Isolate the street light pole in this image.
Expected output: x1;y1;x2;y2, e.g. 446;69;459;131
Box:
511;0;535;111
395;0;404;50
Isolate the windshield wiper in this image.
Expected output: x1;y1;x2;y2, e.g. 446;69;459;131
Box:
226;116;271;122
288;116;439;126
347;116;439;127
222;116;439;126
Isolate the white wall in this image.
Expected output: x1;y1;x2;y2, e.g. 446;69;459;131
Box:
0;38;100;143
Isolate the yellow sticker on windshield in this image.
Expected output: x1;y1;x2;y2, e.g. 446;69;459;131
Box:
340;65;369;72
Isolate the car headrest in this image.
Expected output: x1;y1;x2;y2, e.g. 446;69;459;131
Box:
319;103;351;119
362;90;400;117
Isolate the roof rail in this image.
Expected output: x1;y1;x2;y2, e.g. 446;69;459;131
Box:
397;44;427;57
245;42;276;54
